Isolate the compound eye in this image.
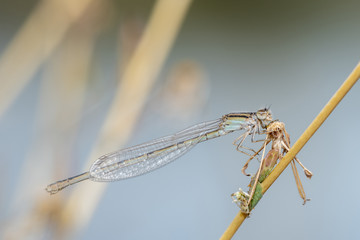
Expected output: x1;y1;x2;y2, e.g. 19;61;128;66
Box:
256;109;267;120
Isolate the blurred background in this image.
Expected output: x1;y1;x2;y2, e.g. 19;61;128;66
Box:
1;0;360;239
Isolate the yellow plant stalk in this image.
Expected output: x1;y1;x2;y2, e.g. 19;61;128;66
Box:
221;61;360;240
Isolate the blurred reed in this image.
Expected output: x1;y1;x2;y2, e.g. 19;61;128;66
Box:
0;0;95;118
1;0;201;238
2;1;105;239
55;0;193;237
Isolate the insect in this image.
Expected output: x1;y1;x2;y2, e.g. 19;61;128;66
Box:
232;120;312;213
46;108;273;194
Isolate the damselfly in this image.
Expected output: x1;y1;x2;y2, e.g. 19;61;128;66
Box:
46;108;273;194
232;120;312;213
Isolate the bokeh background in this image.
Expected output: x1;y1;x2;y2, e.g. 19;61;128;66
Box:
1;0;360;239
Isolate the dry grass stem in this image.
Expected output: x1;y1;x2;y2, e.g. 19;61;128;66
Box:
3;22;95;239
58;0;192;233
221;61;360;239
0;0;94;118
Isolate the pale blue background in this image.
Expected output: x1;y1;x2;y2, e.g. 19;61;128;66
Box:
1;0;360;239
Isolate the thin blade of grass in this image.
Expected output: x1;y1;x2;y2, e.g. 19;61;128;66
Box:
221;61;360;239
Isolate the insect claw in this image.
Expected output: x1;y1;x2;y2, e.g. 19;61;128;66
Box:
304;169;313;179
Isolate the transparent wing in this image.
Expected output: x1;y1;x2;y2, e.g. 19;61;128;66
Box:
89;118;223;181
